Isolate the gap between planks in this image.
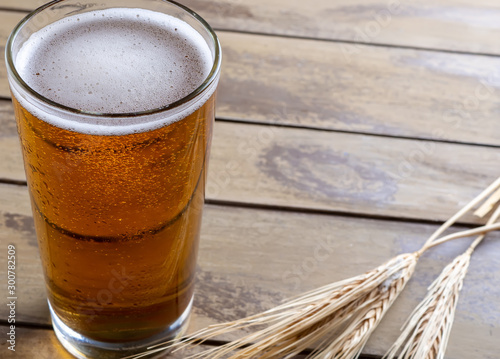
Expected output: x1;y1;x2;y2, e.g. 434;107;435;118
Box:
0;93;498;149
216;117;500;150
0;180;481;232
215;28;500;59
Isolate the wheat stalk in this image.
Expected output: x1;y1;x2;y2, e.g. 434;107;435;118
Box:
384;203;500;359
128;177;500;359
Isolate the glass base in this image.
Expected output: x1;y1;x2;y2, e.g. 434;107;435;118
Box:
49;299;192;359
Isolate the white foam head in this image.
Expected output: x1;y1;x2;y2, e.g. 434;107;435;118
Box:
11;8;219;135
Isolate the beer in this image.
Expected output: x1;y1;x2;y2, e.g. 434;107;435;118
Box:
7;2;220;357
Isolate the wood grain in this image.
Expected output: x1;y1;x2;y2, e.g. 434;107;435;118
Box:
217;32;500;146
2;13;500;145
0;324;214;359
1;107;498;223
0;325;75;359
0;11;26;98
0;324;317;359
5;0;500;56
206;122;500;224
187;0;500;56
1;183;499;358
0;2;498;359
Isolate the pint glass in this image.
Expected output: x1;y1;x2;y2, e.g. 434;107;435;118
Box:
5;0;221;357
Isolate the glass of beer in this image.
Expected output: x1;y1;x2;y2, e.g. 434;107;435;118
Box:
5;0;221;357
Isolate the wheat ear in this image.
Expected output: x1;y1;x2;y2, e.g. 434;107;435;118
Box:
129;177;500;359
384;203;500;359
142;253;419;359
134;224;499;359
308;254;417;359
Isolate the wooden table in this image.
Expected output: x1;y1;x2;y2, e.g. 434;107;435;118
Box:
1;1;500;358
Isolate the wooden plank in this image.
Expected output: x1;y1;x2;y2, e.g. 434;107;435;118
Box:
0;325;75;359
186;0;500;56
0;325;366;359
0;101;22;183
0;324;213;359
1;1;35;11
0;11;26;98
216;32;500;146
1;183;499;358
2;17;500;145
6;0;500;56
0;11;23;44
206;122;500;224
0;324;314;359
1;106;499;223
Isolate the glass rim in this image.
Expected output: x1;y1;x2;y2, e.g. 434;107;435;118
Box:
5;0;222;119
